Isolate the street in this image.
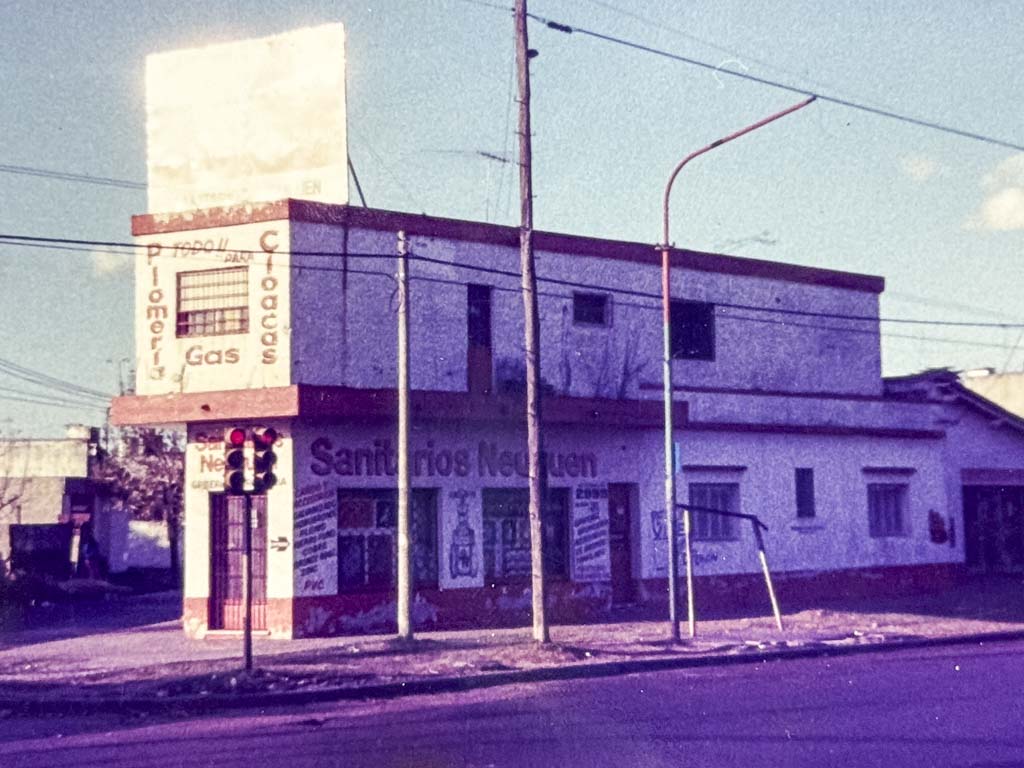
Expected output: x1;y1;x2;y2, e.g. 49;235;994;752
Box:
2;641;1023;767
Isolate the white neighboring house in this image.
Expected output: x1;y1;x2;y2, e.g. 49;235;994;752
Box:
110;200;1024;639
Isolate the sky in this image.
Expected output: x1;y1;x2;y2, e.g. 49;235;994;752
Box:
0;0;1022;437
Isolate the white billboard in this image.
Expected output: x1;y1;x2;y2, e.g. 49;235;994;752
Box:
145;23;348;213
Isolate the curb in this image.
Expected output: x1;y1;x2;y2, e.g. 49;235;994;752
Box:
5;629;1024;717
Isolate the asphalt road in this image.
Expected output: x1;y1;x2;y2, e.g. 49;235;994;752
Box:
3;641;1023;767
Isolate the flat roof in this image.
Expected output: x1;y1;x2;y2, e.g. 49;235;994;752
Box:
132;199;885;294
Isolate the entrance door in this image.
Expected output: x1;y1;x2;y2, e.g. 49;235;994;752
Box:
963;485;1024;573
209;493;267;630
608;483;635;604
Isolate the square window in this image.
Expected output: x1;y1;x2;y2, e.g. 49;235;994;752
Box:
867;483;908;537
572;293;610;326
688;483;740;541
795;468;816;519
670;300;715;360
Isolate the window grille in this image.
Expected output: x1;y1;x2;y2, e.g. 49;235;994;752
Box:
336;489;438;590
688;483;740;541
176;267;249;337
482;488;569;581
868;483;907;537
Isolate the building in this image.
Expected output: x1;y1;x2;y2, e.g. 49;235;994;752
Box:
887;370;1024;574
0;426;112;575
959;370;1024;420
110;200;1020;639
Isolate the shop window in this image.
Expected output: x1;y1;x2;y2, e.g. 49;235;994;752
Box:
336;489;438;591
572;292;610;326
795;468;816;519
670;300;715;360
867;483;907;537
482;488;569;581
688;483;740;541
176;266;249;337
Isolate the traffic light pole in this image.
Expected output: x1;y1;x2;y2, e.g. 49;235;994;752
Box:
242;491;254;672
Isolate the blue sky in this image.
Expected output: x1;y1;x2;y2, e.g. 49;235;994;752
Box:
1;0;1022;437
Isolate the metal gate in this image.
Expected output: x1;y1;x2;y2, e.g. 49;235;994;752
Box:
963;485;1024;573
209;493;267;630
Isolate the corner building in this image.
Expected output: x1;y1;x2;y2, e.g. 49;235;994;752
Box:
114;200;983;638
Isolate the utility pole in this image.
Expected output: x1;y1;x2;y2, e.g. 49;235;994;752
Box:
396;229;413;641
515;0;549;644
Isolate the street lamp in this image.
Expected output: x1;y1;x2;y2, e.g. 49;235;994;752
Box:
659;96;816;642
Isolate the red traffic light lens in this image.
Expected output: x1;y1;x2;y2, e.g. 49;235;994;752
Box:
254;427;278;448
227;428;246;447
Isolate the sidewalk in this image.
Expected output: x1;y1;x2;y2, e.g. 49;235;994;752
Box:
2;575;1023;713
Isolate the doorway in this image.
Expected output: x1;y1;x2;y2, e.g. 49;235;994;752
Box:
608;483;635;604
963;485;1024;573
209;493;267;630
467;284;493;395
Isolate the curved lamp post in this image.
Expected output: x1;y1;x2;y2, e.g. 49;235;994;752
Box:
660;96;816;642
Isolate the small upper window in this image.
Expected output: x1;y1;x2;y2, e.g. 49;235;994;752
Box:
176;267;249;337
572;292;610;326
670;300;715;360
795;468;816;519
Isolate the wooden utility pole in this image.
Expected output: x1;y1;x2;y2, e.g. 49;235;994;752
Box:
396;229;413;640
515;0;549;644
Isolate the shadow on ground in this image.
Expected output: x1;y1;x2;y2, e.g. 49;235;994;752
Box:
0;591;183;651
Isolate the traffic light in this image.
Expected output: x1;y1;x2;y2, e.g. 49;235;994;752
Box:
224;427;247;494
252;426;278;493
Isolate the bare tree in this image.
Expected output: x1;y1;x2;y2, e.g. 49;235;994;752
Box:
0;436;27;524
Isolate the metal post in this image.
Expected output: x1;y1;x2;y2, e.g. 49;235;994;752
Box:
515;0;549;644
660;246;682;644
396;230;413;641
753;522;784;632
242;492;253;672
659;95;815;642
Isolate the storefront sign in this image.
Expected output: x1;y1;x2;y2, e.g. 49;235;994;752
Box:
572;484;610;582
310;438;598;479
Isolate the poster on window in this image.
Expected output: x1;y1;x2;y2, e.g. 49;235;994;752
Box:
293;481;338;597
572;484;610;582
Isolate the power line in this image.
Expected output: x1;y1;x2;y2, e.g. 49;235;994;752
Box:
0;384;109;411
0;163;144;191
0;393;108;412
0;358;112;402
0;234;1010;359
2;231;1022;331
526;13;1024;153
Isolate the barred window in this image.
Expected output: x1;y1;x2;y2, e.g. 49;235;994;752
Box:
336;489;438;591
868;483;908;537
689;483;740;541
482;488;569;581
176;267;249;337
